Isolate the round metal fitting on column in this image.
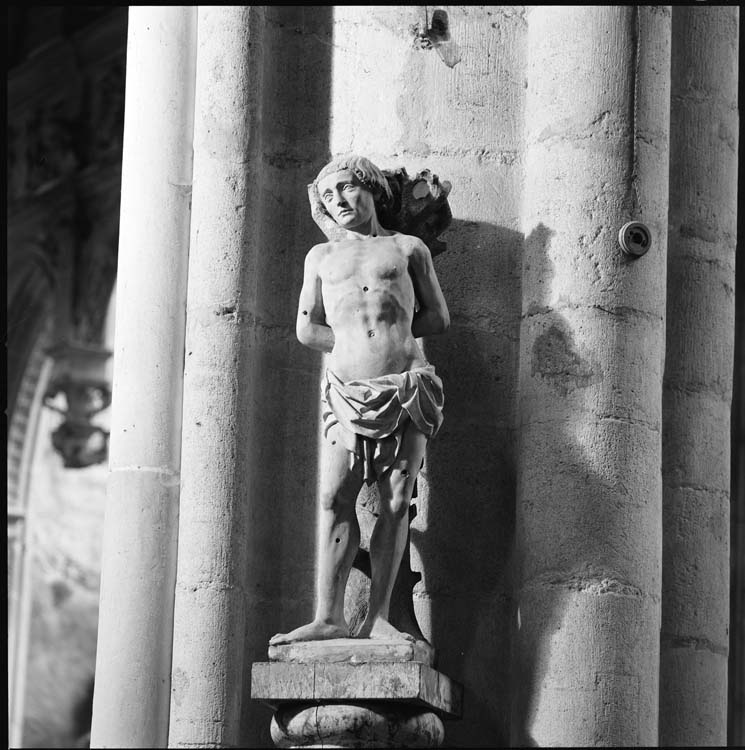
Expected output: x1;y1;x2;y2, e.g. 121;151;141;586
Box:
618;221;652;257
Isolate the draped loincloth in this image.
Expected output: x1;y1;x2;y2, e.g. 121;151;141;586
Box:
321;364;444;483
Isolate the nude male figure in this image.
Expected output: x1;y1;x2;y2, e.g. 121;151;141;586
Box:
270;155;449;644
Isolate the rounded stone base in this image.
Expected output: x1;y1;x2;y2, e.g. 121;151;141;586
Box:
270;701;445;748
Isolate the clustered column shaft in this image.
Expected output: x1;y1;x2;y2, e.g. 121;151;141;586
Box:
168;7;257;748
90;7;197;747
660;6;739;746
514;6;671;746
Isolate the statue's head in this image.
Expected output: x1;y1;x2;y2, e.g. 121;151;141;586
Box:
313;154;393;227
308;155;453;255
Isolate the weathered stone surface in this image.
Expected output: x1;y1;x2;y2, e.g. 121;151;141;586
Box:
252;661;462;719
268;637;434;666
513;6;671;747
270;702;445;748
168;8;251;748
253;662;315;701
660;7;737;746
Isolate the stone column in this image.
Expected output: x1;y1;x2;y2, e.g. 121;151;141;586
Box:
237;6;335;746
513;7;671;746
90;8;196;747
660;6;738;746
168;7;258;747
731;182;745;747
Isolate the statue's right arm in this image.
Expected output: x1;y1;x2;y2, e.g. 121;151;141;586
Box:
296;244;335;352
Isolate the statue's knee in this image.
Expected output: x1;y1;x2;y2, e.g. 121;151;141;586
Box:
389;465;416;495
385;492;410;521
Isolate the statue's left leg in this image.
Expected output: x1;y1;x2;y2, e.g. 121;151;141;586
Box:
358;424;427;639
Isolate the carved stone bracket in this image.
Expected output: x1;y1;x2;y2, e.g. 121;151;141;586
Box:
308;166;453;256
43;341;112;468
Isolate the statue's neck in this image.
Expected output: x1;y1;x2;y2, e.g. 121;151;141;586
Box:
341;213;390;240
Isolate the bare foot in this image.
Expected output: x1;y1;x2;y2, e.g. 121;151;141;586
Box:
356;616;415;641
269;619;349;646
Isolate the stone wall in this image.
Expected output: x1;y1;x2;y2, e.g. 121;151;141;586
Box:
325;7;525;745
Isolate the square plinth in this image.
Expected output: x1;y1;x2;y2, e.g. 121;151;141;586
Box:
251;660;463;719
268;637;435;666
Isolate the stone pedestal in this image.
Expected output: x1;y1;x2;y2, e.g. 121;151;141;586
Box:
252;639;462;748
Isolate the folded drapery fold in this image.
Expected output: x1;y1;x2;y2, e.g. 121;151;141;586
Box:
321;365;444;483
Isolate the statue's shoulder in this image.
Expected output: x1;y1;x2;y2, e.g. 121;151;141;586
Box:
392;232;431;259
305;241;332;265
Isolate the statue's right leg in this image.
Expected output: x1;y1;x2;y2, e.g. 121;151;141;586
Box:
315;432;363;627
269;431;362;645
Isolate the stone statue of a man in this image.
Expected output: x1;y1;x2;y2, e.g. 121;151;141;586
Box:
270;155;449;645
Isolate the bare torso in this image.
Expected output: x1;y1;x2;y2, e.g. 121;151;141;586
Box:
319;234;427;381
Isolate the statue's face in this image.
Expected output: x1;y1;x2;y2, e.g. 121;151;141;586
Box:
317;169;376;230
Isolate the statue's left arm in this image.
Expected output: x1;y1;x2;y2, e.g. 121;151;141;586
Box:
408;238;450;338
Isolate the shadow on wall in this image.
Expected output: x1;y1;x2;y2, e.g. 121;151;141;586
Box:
510;223;660;746
510;221;562;746
239;6;334;749
419;218;523;747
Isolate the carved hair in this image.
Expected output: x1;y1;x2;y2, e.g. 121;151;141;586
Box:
314;154;393;208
